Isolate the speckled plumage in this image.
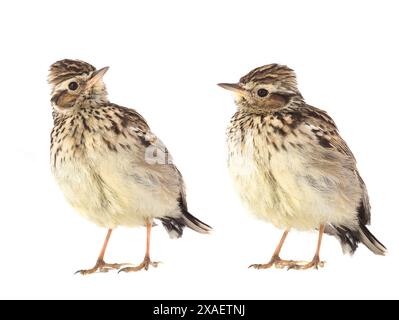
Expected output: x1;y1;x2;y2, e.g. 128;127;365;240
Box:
49;59;211;274
220;64;385;269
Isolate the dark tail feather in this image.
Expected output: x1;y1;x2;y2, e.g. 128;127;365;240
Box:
160;211;212;239
358;224;386;256
181;211;212;235
160;216;185;239
325;225;359;254
326;225;386;256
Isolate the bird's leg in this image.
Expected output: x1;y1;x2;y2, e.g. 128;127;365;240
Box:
119;221;161;273
250;230;299;269
75;229;129;275
288;225;326;270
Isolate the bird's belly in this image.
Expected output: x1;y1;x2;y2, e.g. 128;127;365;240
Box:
228;134;358;230
53;156;179;228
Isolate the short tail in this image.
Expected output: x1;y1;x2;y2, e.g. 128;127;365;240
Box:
160;211;212;239
326;224;386;255
358;224;386;255
182;211;212;235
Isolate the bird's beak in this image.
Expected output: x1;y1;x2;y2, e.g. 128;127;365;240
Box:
86;66;109;89
217;83;246;95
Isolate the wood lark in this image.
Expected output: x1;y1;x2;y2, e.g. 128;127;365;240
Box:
219;64;386;270
49;59;211;275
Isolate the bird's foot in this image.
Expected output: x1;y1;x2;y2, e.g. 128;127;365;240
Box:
75;259;130;275
118;256;161;273
249;256;301;270
287;256;325;270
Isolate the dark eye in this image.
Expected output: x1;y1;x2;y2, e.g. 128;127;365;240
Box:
68;81;79;91
257;88;269;97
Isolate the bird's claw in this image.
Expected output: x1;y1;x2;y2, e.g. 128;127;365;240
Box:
75;261;131;275
118;256;161;273
250;256;325;271
287;258;325;270
249;256;299;270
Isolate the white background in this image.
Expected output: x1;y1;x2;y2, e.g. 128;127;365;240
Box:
0;0;398;300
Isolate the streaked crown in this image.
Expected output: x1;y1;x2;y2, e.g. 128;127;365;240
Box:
48;59;109;112
48;59;96;86
218;63;303;111
240;63;299;94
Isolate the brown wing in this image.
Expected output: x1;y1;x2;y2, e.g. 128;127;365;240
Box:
114;103;186;202
301;105;356;161
301;104;371;224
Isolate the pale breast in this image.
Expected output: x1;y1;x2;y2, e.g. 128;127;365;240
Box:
51;107;181;228
53;157;122;227
227;112;361;230
53;150;180;228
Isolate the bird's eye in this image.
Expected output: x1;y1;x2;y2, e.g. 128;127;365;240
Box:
257;88;269;97
68;81;79;91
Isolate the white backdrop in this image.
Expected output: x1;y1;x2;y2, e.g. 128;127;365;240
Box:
0;0;398;300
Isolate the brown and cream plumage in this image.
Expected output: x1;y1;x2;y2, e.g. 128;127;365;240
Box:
49;59;211;274
219;63;386;270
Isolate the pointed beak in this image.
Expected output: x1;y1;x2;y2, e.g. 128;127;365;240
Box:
86;66;109;89
217;83;246;95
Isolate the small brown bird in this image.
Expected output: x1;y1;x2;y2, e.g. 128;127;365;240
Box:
219;64;386;270
49;59;211;274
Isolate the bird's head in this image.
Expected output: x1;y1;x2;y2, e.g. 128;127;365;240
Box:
48;59;109;113
218;64;303;112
